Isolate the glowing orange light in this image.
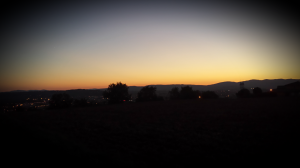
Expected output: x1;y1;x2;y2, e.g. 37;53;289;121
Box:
270;89;272;91
199;96;201;98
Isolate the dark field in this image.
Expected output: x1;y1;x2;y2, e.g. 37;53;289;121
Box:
2;97;299;166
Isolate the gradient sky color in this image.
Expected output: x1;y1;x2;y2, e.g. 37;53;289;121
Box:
0;1;299;92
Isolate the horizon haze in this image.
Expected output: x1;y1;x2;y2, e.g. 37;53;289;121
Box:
3;78;299;93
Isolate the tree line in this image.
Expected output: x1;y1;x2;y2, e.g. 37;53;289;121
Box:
102;82;219;104
236;87;276;98
49;82;274;108
49;82;219;108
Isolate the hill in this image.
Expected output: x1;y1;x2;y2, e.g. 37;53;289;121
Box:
146;79;300;91
1;79;299;103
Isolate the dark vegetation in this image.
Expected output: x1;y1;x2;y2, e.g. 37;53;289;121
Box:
136;86;163;102
236;87;278;98
2;97;299;166
103;83;216;103
47;83;291;109
169;86;212;100
253;87;263;95
169;86;200;100
2;82;299;165
103;82;131;104
179;86;199;99
169;87;180;100
201;91;219;99
49;92;73;109
236;88;251;98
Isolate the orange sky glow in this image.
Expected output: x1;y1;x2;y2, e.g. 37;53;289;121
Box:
0;1;299;92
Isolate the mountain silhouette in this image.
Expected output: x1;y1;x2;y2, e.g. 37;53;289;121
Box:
143;79;300;91
5;79;300;93
2;79;299;103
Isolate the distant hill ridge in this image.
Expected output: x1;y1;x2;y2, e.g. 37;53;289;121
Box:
1;79;299;103
6;79;300;93
130;79;300;92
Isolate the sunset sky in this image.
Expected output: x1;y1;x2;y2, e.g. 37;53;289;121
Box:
0;1;299;92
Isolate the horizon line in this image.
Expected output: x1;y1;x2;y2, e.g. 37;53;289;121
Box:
2;78;299;93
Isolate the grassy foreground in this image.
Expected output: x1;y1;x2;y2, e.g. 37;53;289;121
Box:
2;97;299;166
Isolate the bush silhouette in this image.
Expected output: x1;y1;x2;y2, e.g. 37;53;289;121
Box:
103;82;130;104
180;86;199;99
202;91;219;99
253;87;263;96
136;86;158;102
49;92;73;108
169;87;180;100
236;88;251;98
169;86;201;100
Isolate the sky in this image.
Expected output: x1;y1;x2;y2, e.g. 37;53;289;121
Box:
0;0;299;92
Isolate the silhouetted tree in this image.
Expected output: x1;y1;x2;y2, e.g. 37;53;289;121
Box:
136;86;158;102
103;82;130;103
49;92;73;108
202;91;219;99
169;87;180;100
169;86;200;100
253;87;263;96
236;88;251;98
180;86;198;99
